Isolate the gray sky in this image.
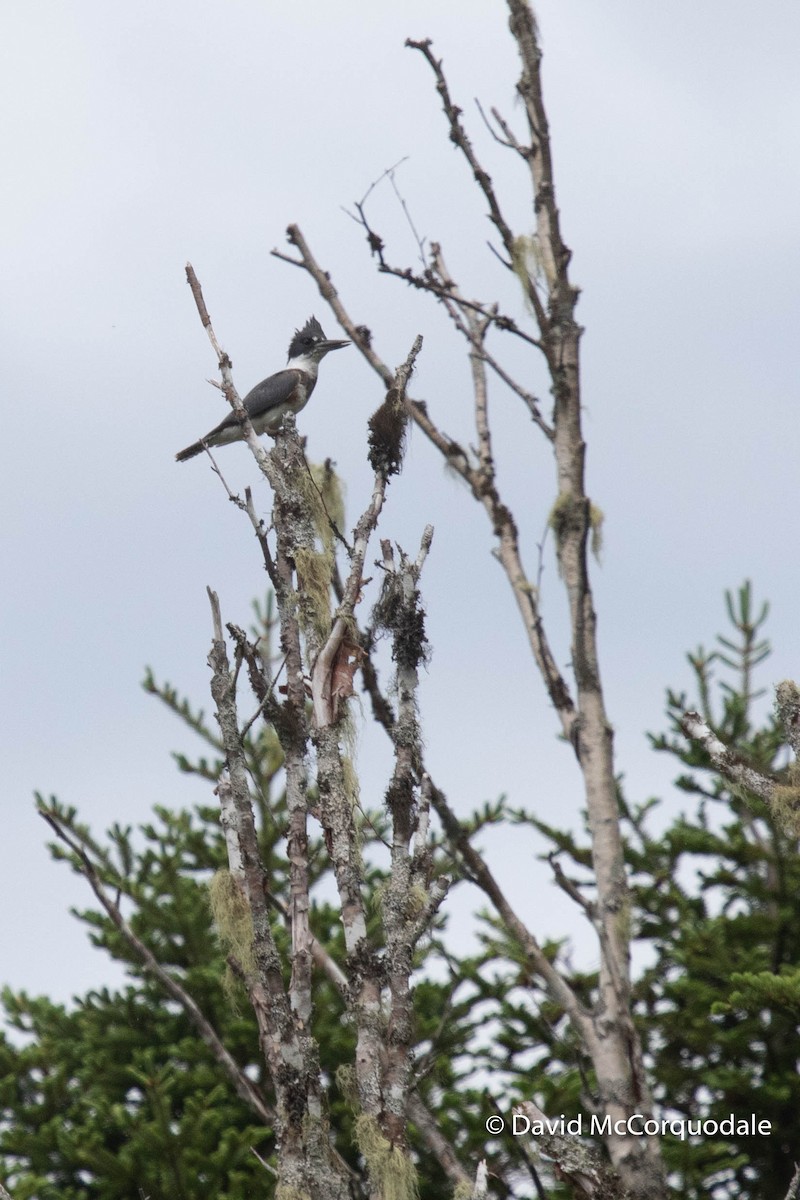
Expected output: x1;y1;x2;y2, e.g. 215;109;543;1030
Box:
2;0;799;1004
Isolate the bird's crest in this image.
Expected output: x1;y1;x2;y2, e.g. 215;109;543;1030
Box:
287;316;326;360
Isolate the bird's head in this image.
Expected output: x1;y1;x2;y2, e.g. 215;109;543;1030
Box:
287;316;350;364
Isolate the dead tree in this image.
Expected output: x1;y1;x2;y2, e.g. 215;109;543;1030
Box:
270;3;670;1196
31;5;800;1200
181;265;457;1200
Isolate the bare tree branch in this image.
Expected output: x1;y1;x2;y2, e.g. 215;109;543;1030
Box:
36;801;273;1127
680;710;778;803
427;240;553;440
406;1094;473;1191
515;1101;630;1200
782;1161;800;1200
681;700;800;840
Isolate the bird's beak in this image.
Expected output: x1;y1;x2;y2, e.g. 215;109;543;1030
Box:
320;338;350;354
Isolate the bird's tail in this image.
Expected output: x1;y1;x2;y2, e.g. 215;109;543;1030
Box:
175;440;205;463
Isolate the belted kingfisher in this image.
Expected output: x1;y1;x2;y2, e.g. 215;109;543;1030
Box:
176;316;349;462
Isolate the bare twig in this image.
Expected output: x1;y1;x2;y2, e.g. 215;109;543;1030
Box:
349;160;428;267
244;486;278;585
185;263;273;476
348;157;410;215
547;852;597;920
475;97;515;151
491;102;532;160
249;1146;278;1179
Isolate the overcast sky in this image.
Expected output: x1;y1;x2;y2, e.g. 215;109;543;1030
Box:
2;0;799;1005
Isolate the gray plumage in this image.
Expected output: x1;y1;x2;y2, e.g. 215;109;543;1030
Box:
176;316;349;462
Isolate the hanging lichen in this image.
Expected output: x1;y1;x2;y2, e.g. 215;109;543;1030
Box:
589;502;604;563
275;1186;312;1200
208;869;255;1003
295;545;332;641
308;459;345;552
772;774;800;837
354;1114;419;1200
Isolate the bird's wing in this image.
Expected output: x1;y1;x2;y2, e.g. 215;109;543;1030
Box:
244;369;302;419
198;370;302;438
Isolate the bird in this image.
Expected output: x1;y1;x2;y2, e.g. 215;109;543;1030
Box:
175;316;350;462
